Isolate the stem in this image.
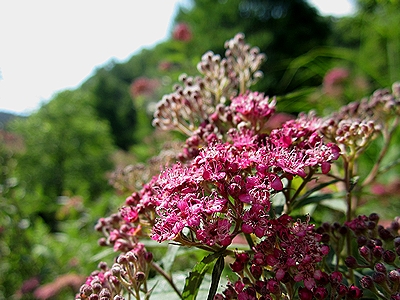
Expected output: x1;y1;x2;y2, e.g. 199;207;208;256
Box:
151;261;183;299
284;169;314;214
362;116;399;188
343;156;355;283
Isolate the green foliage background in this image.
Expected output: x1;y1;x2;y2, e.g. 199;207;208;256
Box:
1;0;400;298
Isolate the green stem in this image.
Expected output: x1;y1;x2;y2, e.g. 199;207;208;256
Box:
362;116;399;188
343;156;355;284
151;261;183;299
285;169;315;214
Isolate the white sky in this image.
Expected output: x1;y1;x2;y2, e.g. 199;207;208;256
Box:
0;0;355;115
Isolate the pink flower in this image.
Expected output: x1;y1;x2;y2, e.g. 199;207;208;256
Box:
323;67;349;96
130;77;159;98
172;22;192;41
231;92;276;130
196;219;232;246
120;206;138;223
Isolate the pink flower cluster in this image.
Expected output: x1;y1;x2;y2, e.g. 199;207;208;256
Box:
147;105;339;246
216;216;365;300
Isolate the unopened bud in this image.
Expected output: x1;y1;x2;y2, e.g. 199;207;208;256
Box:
99;288;111;298
98;262;108;270
91;282;102;294
374;263;387;273
111;264;122;277
80;284;93;297
389;270;400;284
359;246;370;259
98;238;107;247
369;213;380;222
383;250;396;263
372;272;386;284
345;256;358;268
360;276;374;289
378;228;394;241
347;285;363;298
144;251;153;263
372;246;384;258
135;272;146;282
89;294;99;300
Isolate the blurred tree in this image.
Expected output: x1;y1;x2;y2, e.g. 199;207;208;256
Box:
10;90;114;229
174;0;331;94
83;68;137;150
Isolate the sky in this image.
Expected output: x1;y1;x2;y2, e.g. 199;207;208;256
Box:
0;0;355;115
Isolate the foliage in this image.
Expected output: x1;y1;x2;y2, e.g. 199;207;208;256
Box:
84;68;138;151
3;1;400;299
76;34;400;300
9;90;115;229
174;0;331;95
0;127;123;298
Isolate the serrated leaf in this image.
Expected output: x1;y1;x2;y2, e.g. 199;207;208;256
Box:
181;252;219;300
207;255;225;300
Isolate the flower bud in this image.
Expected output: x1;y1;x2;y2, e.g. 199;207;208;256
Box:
267;279;280;295
336;284;348;296
357;235;368;246
144;251;153;263
125;251;137;262
80;284;93;297
389;270;400;284
391;220;400;231
378;228;394;241
330;271;343;285
117;255;127;265
250;265;262;279
347;285;363;298
98;262;108;270
372;272;386;284
360;276;374;290
236;252;250;263
359;245;370;259
314;286;328;300
111;264;122;277
99;288;111;298
345;256;358;268
98;238;107;247
338;226;348;235
369;213;380;222
372;246;384;258
135;272;146;282
374;263;387;273
89;294;99;300
321;233;330;243
366;221;376;230
298;287;313;300
391;293;400;300
230;261;244;273
394;236;400;247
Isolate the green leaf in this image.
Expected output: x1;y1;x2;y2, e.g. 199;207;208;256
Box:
161;244;181;273
293;193;335;208
292;179;341;210
181;252;219;300
207;255;225;300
